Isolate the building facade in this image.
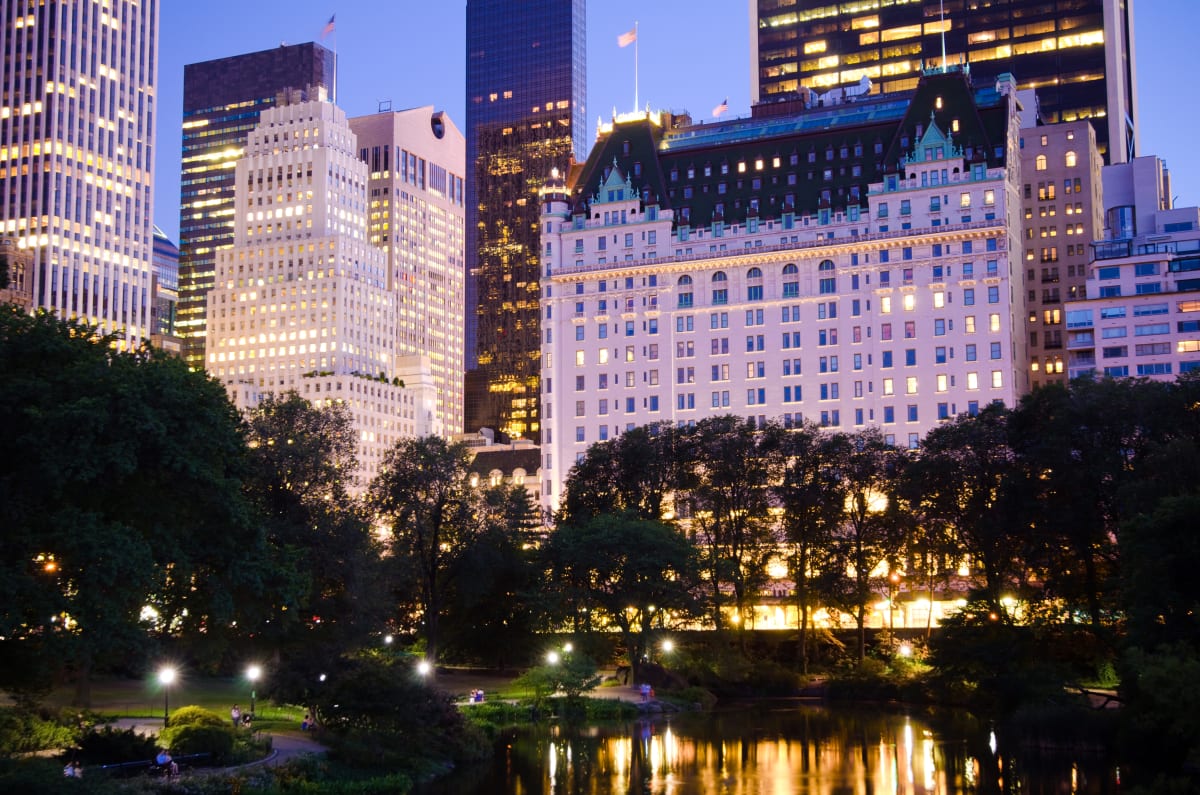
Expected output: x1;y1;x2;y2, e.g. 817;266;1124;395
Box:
179;43;335;371
1;0;158;344
205;90;436;487
349;108;466;436
751;0;1137;163
0;237;32;309
540;70;1026;510
464;0;587;443
1066;156;1200;381
151;226;180;353
1019;120;1104;387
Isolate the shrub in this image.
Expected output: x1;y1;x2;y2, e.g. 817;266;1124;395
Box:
74;726;157;766
161;724;235;763
0;708;77;754
165;705;227;730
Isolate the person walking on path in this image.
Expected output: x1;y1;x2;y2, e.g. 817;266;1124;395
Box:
231;704;241;728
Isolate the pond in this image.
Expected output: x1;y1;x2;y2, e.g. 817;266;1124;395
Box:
423;703;1119;794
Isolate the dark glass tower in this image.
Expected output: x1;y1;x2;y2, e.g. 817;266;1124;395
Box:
178;43;335;370
465;0;586;442
752;0;1136;163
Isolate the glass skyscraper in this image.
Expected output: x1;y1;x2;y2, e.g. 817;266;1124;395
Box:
752;0;1136;163
178;43;335;371
1;0;158;345
465;0;586;443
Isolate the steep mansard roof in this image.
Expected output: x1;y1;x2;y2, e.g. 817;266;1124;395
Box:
566;69;1012;228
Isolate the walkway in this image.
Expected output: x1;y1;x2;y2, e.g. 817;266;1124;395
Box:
105;718;326;770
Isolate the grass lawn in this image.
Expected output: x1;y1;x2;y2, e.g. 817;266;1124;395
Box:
38;677;306;731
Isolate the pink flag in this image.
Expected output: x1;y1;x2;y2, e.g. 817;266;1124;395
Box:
713;98;729;118
618;27;637;48
321;14;336;39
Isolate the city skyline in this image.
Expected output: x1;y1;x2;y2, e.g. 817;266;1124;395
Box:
154;2;1200;245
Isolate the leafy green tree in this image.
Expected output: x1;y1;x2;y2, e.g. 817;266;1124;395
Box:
678;416;784;635
557;422;682;525
369;437;476;663
900;404;1026;618
242;393;383;659
774;422;846;673
441;485;541;667
823;429;909;662
0;309;258;703
1010;378;1172;633
543;514;700;682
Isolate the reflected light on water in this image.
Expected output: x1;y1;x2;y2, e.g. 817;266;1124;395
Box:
445;707;1112;795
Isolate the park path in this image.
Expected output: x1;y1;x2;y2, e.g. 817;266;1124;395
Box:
106;717;326;769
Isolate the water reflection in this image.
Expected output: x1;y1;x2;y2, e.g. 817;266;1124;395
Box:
424;704;1116;794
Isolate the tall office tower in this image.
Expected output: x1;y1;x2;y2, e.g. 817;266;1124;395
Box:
0;0;158;344
349;108;467;436
151;225;181;353
539;69;1026;510
751;0;1136;163
206;89;437;487
464;0;586;443
179;43;335;371
1018;120;1103;388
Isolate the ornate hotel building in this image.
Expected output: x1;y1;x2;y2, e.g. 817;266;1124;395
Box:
349;109;466;436
751;0;1137;163
0;0;158;344
539;69;1026;510
205;89;437;487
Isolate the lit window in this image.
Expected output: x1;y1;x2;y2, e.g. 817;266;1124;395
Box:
1035;154;1047;171
903;294;915;311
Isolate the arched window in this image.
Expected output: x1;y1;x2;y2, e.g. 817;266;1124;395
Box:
677;275;693;308
1035;154;1047;171
817;260;836;294
782;263;799;298
712;271;729;305
1065;150;1077;168
746;267;763;301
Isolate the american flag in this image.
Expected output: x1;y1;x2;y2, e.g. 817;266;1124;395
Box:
321;14;336;39
712;98;729;118
618;27;637;48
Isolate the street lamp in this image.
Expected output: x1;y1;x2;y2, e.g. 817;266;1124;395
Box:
661;639;675;654
545;650;560;666
246;665;262;718
157;666;176;725
416;660;432;677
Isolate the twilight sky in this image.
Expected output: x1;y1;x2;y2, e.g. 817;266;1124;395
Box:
153;1;1200;242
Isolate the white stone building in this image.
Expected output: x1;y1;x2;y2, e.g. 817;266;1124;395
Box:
349;108;466;436
205;89;436;487
539;70;1026;511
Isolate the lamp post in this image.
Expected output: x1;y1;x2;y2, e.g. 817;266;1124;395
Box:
246;665;262;719
158;667;176;725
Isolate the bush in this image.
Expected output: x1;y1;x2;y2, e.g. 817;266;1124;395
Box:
161;724;235;763
166;705;227;730
0;708;77;754
74;726;157;766
315;655;490;771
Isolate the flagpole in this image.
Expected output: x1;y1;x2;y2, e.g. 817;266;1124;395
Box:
634;21;639;113
333;27;338;104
